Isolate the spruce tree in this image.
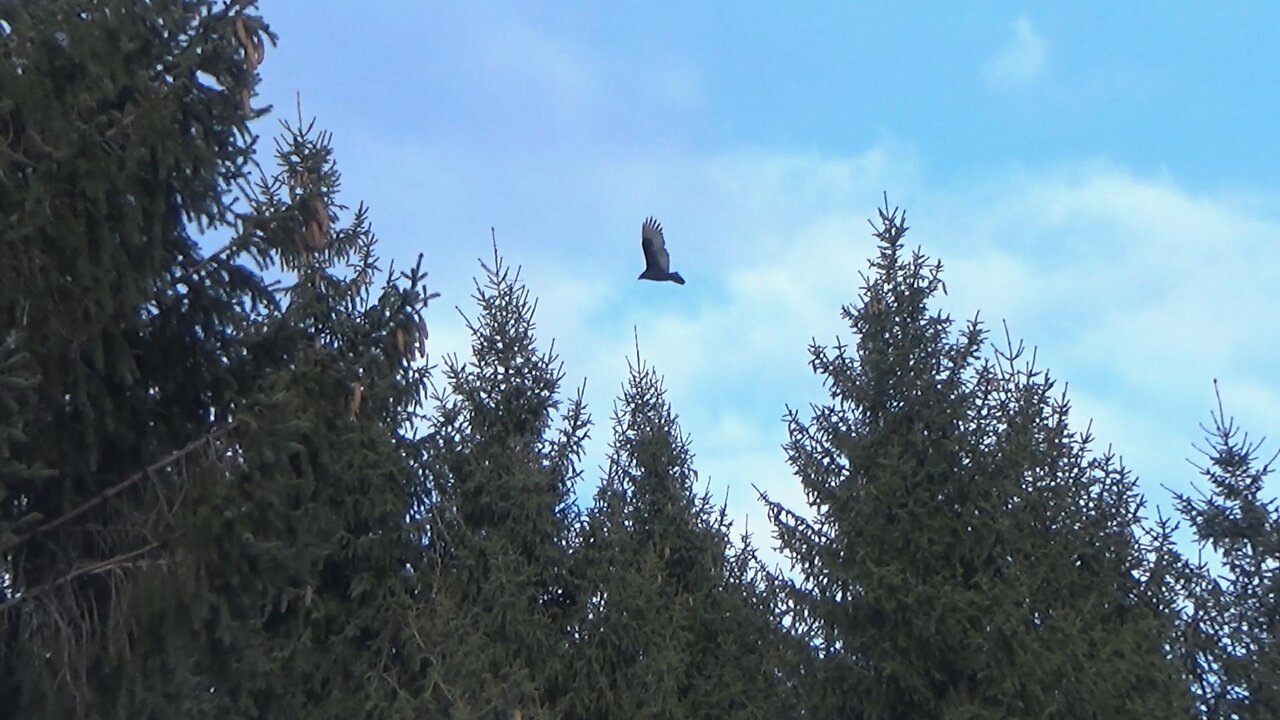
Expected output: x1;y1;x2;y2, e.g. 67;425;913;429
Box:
762;200;1190;719
2;2;438;716
417;248;589;720
124;116;440;719
567;355;799;719
1176;384;1279;719
1;0;276;714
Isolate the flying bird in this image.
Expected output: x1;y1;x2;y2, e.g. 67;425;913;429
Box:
638;216;685;285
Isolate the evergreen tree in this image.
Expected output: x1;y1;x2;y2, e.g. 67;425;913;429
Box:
126;116;439;719
1176;383;1280;719
2;2;438;716
762;200;1190;719
567;355;800;720
417;248;589;720
1;0;276;713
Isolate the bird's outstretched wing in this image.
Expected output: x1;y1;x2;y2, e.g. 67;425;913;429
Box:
641;216;670;273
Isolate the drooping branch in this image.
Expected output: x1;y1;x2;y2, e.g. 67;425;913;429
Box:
1;422;236;554
0;541;164;612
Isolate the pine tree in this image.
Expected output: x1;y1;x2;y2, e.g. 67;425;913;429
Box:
762;200;1191;719
567;354;800;719
125;115;440;719
2;2;439;716
1;0;277;713
416;247;589;720
1176;383;1280;719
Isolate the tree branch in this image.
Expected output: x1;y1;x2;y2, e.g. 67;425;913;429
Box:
1;540;163;611
1;423;236;554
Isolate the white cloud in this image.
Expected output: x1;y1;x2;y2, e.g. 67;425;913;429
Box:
267;6;1275;564
433;149;1279;563
361;118;1280;569
986;17;1048;89
921;165;1280;500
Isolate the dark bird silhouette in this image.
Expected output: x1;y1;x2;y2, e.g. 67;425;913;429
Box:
638;216;685;285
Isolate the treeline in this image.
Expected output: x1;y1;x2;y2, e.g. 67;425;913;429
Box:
1;2;1276;719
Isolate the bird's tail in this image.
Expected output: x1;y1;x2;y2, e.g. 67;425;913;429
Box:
670;272;685;285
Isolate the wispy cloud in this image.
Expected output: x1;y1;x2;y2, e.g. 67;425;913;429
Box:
986;17;1048;89
413;141;1280;568
259;4;1277;569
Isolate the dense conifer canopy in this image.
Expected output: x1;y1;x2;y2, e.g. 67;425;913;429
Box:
566;354;797;719
1;3;1272;718
761;202;1192;718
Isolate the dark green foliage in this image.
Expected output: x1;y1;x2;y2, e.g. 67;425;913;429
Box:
762;201;1191;719
128;116;440;719
1;0;276;713
417;249;589;720
1;0;1255;715
566;356;800;720
1176;385;1280;719
1;1;437;716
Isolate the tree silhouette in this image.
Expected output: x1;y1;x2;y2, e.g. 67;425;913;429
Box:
762;199;1190;718
1176;383;1280;719
567;350;798;719
0;3;439;715
416;246;589;720
1;0;276;713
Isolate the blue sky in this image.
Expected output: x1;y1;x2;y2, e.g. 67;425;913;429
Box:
254;2;1279;560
